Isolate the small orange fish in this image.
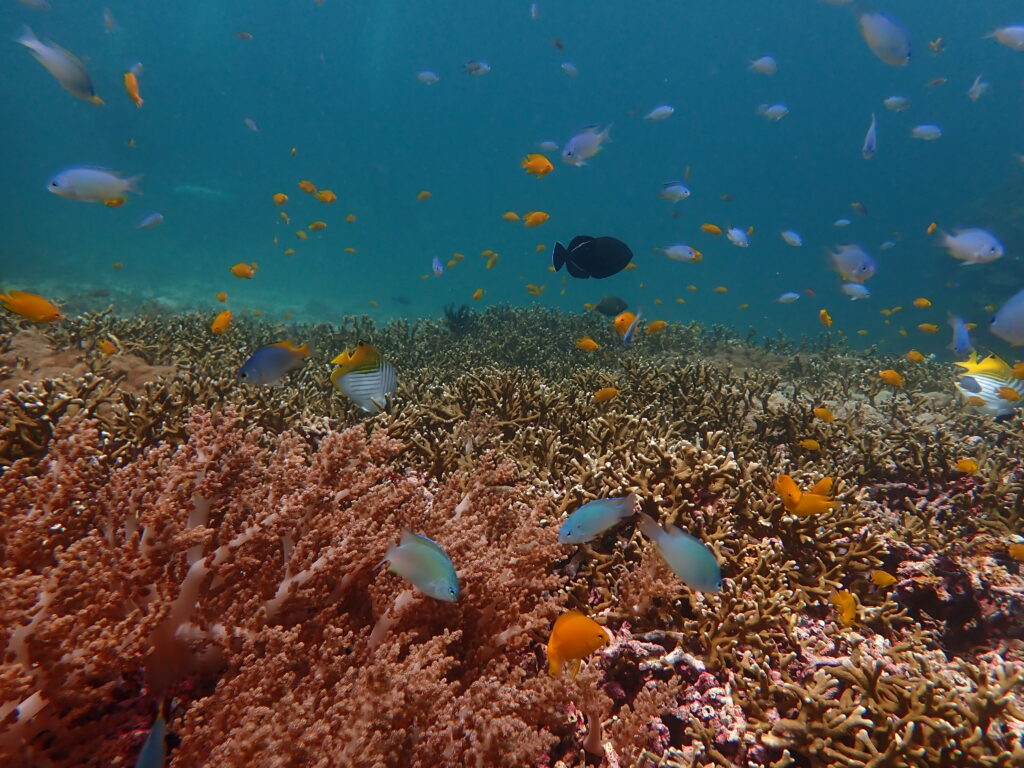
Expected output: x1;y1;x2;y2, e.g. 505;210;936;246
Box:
523;211;550;227
502;211;520;222
831;590;857;627
576;337;599;351
472;288;484;300
912;297;932;308
871;570;897;587
701;223;723;235
879;369;905;387
963;396;986;407
997;387;1021;402
918;323;939;334
296;230;308;240
446;258;458;268
535;244;546;252
812;407;834;422
298;180;317;194
417;190;431;201
123;70;143;108
0;290;62;322
1009;543;1024;561
905;350;925;363
344;247;356;254
104;197;127;208
624;263;637;271
273;193;288;205
926;221;938;235
283;248;296;255
524;283;544;296
687;285;697;292
112;262;123;270
308;221;327;231
547;611;609;677
96;338;118;355
210;309;233;334
613;311;637;338
819;309;833;328
216;291;228;302
798;439;821;451
345;213;357;223
1012;362;1024;379
230;262;258;279
645;320;668;335
279;212;291;224
774;474;835;517
713;286;728;293
316;190;337;203
955;458;979;474
521;153;554;177
594;387;619;403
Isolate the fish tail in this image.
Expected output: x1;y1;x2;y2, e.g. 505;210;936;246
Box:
125;174;143;194
15;25;38;48
552;242;567;271
636;512;661;541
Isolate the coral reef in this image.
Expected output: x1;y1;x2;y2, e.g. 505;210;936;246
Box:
2;307;1023;767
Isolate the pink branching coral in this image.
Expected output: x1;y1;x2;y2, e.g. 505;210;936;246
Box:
0;409;581;767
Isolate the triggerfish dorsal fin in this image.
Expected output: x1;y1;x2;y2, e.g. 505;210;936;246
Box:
954;352;1011;379
272;340;311;357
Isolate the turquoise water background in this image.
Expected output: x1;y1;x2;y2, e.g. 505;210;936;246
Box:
1;0;1022;355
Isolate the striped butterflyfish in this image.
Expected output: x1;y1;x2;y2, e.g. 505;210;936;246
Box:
330;341;397;413
953;352;1024;417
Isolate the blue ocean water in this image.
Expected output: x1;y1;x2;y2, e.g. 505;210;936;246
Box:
1;0;1022;354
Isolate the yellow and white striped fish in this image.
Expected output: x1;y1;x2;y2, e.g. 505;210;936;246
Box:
330;341;397;413
953;352;1024;417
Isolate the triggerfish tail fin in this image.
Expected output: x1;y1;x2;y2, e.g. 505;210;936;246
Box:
552;241;567;272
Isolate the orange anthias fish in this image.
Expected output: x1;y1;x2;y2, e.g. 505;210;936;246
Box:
547;611;610;677
954;458;978;474
230;262;258;279
522;153;554;177
316;189;337;203
298;180;317;194
96;338;118;355
774;474;836;517
576;337;599;351
613;311;637;338
123;67;143;108
210;309;232;334
831;590;857;627
272;193;288;205
216;291;228;302
594;387;619;403
812;407;834;422
879;369;905;387
871;570;898;587
0;290;62;322
502;211;520;222
918;323;940;334
523;211;550;227
645;320;668;335
472;288;484;300
819;309;833;328
906;350;925;363
417;190;431;201
701;223;723;235
308;221;327;231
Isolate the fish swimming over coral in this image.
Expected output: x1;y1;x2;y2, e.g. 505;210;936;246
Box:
553;236;632;279
330;341;397;413
953;353;1024;417
381;528;459;601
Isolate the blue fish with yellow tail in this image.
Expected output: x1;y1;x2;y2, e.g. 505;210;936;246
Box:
330;340;397;413
237;341;310;386
558;493;637;544
382;528;459;601
637;513;721;593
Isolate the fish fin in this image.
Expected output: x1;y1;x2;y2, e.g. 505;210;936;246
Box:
567;658;582;679
125;174;143;194
808;477;833;496
552;242;566;271
636;512;662;541
15;25;39;47
567;235;594;251
566;259;590;279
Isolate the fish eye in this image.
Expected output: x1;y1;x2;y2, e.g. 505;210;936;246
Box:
49;180;59;188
